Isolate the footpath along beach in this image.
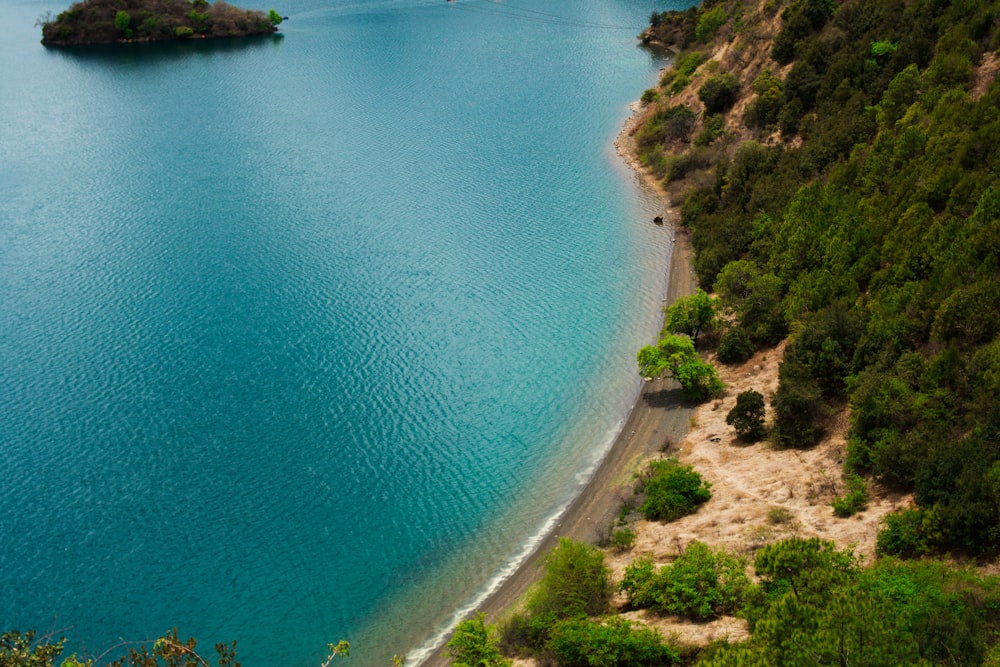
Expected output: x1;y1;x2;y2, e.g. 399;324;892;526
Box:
421;102;696;666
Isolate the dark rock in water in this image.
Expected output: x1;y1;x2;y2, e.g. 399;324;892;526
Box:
653;215;664;225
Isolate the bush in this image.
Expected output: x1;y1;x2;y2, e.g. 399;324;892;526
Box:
448;612;509;667
640;458;712;522
832;472;868;517
698;73;740;114
635;105;696;148
527;538;612;621
726;390;767;441
620;542;749;620
696;5;727;42
876;507;931;557
694;114;725;146
716;327;755;364
609;527;636;552
175;25;193;36
547;618;680;667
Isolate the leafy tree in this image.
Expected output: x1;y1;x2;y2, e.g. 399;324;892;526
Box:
663;289;717;344
726;390;766;441
637;334;724;401
114;10;132;37
267;8;282;25
640;458;712;522
447;613;508;667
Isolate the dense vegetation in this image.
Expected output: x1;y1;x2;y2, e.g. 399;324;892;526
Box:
39;0;282;45
472;536;1000;667
640;0;1000;557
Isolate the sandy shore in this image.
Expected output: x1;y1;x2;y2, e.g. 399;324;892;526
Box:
420;104;693;666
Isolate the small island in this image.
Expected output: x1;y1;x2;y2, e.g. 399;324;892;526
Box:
39;0;283;46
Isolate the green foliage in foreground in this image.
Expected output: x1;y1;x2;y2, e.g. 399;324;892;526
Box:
0;628;241;667
639;458;711;522
701;538;1000;667
637;334;724;402
620;541;749;620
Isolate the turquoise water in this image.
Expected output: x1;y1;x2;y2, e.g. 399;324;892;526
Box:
0;0;689;664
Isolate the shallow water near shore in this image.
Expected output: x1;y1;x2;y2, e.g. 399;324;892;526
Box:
1;0;691;663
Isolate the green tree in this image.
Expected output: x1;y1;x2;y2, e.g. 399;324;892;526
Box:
663;289;717;344
267;9;282;25
114;9;132;37
726;390;766;441
637;334;724;401
447;613;508;667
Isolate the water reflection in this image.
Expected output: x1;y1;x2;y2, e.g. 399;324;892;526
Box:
44;32;284;64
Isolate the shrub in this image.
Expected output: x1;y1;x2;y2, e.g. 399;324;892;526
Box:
698;73;740;114
609;527;636;553
548;618;679;667
640;458;712;522
114;9;132;37
876;507;931;557
447;612;509;667
636;105;696;148
175;25;194;36
527;538;612;621
696;5;727;42
620;542;749;620
726;390;767;441
694;114;725;146
674;50;706;76
716;327;754;364
832;472;868;517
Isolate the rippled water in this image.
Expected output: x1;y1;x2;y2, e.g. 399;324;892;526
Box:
0;0;689;664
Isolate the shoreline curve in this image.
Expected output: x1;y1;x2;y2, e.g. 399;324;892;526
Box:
418;101;696;666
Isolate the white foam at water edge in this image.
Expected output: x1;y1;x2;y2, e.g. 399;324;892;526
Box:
405;388;641;666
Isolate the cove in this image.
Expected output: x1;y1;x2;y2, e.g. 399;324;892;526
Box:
0;0;691;664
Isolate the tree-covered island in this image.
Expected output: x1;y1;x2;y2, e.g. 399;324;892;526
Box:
39;0;283;45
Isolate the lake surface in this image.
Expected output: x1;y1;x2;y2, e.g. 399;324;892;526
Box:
0;0;690;664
